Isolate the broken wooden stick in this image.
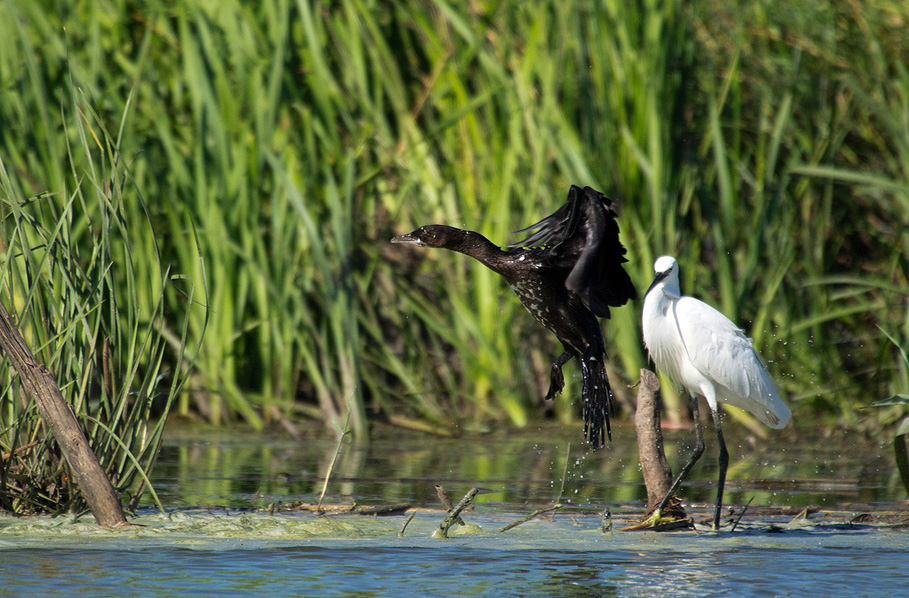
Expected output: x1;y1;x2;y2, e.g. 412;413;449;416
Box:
635;368;675;510
316;413;352;514
500;505;562;532
435;484;465;525
730;496;755;532
0;301;126;527
436;487;479;538
623;368;693;531
398;511;416;537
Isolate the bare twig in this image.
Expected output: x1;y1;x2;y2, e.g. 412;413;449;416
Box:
317;414;351;513
398;511;416;537
435;484;465;525
435;484;454;510
730;496;755;532
554;442;570;505
788;506;818;524
1;440;40;460
499;505;563;532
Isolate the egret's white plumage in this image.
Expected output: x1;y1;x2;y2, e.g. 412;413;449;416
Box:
642;256;791;428
642;255;791;529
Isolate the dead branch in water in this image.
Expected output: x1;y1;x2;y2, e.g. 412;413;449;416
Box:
435;484;465;525
317;415;351;513
398;511;416;537
436;487;479;538
0;301;126;527
500;504;563;532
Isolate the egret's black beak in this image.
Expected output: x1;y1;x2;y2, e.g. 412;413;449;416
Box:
645;270;670;298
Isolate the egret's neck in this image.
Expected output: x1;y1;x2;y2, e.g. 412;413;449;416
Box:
641;283;684;385
643;283;677;320
650;280;679;299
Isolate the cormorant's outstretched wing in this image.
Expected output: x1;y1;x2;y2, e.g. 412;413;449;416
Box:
512;186;637;317
511;185;581;251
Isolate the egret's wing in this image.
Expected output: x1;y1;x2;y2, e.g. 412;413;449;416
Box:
674;297;791;428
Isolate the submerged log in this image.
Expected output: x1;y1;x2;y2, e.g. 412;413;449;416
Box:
0;301;127;527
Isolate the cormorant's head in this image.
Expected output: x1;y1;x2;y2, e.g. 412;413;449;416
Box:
645;255;680;298
390;225;464;249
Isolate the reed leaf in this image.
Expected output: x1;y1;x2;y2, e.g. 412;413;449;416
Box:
1;0;908;441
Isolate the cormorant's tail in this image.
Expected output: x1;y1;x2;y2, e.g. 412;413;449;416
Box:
580;348;613;449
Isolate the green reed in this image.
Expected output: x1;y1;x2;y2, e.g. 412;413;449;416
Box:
0;75;199;513
1;0;907;441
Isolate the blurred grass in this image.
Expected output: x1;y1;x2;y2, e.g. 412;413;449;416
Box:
0;0;907;439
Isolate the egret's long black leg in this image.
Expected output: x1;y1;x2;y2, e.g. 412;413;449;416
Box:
711;407;729;531
545;352;572;402
655;395;706;515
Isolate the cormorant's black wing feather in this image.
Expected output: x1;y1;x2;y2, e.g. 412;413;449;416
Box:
566;187;638;317
510;185;582;251
511;186;637;317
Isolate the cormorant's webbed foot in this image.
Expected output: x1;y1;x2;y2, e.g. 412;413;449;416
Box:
545;352;572;402
579;347;613;449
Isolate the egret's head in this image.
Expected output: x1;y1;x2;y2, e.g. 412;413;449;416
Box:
646;255;680;297
653;256;677;276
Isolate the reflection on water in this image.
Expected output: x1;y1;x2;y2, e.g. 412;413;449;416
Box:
151;421;902;513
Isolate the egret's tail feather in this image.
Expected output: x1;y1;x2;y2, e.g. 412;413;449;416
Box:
753;394;791;429
716;370;792;430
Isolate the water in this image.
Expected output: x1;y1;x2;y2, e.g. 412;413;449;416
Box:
1;512;907;597
149;421;902;511
1;423;907;596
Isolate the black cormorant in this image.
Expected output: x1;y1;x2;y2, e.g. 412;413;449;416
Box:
391;185;637;449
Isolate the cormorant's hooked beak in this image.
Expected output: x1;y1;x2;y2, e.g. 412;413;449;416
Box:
645;270;669;298
390;232;423;246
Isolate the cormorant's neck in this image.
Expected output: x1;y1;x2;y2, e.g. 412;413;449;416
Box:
442;229;510;274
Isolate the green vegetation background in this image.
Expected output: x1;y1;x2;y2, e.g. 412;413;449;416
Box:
1;0;907;440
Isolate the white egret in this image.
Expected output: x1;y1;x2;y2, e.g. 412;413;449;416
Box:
642;255;791;530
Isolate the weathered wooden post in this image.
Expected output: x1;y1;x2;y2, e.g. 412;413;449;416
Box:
635;368;674;509
0;301;127;527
